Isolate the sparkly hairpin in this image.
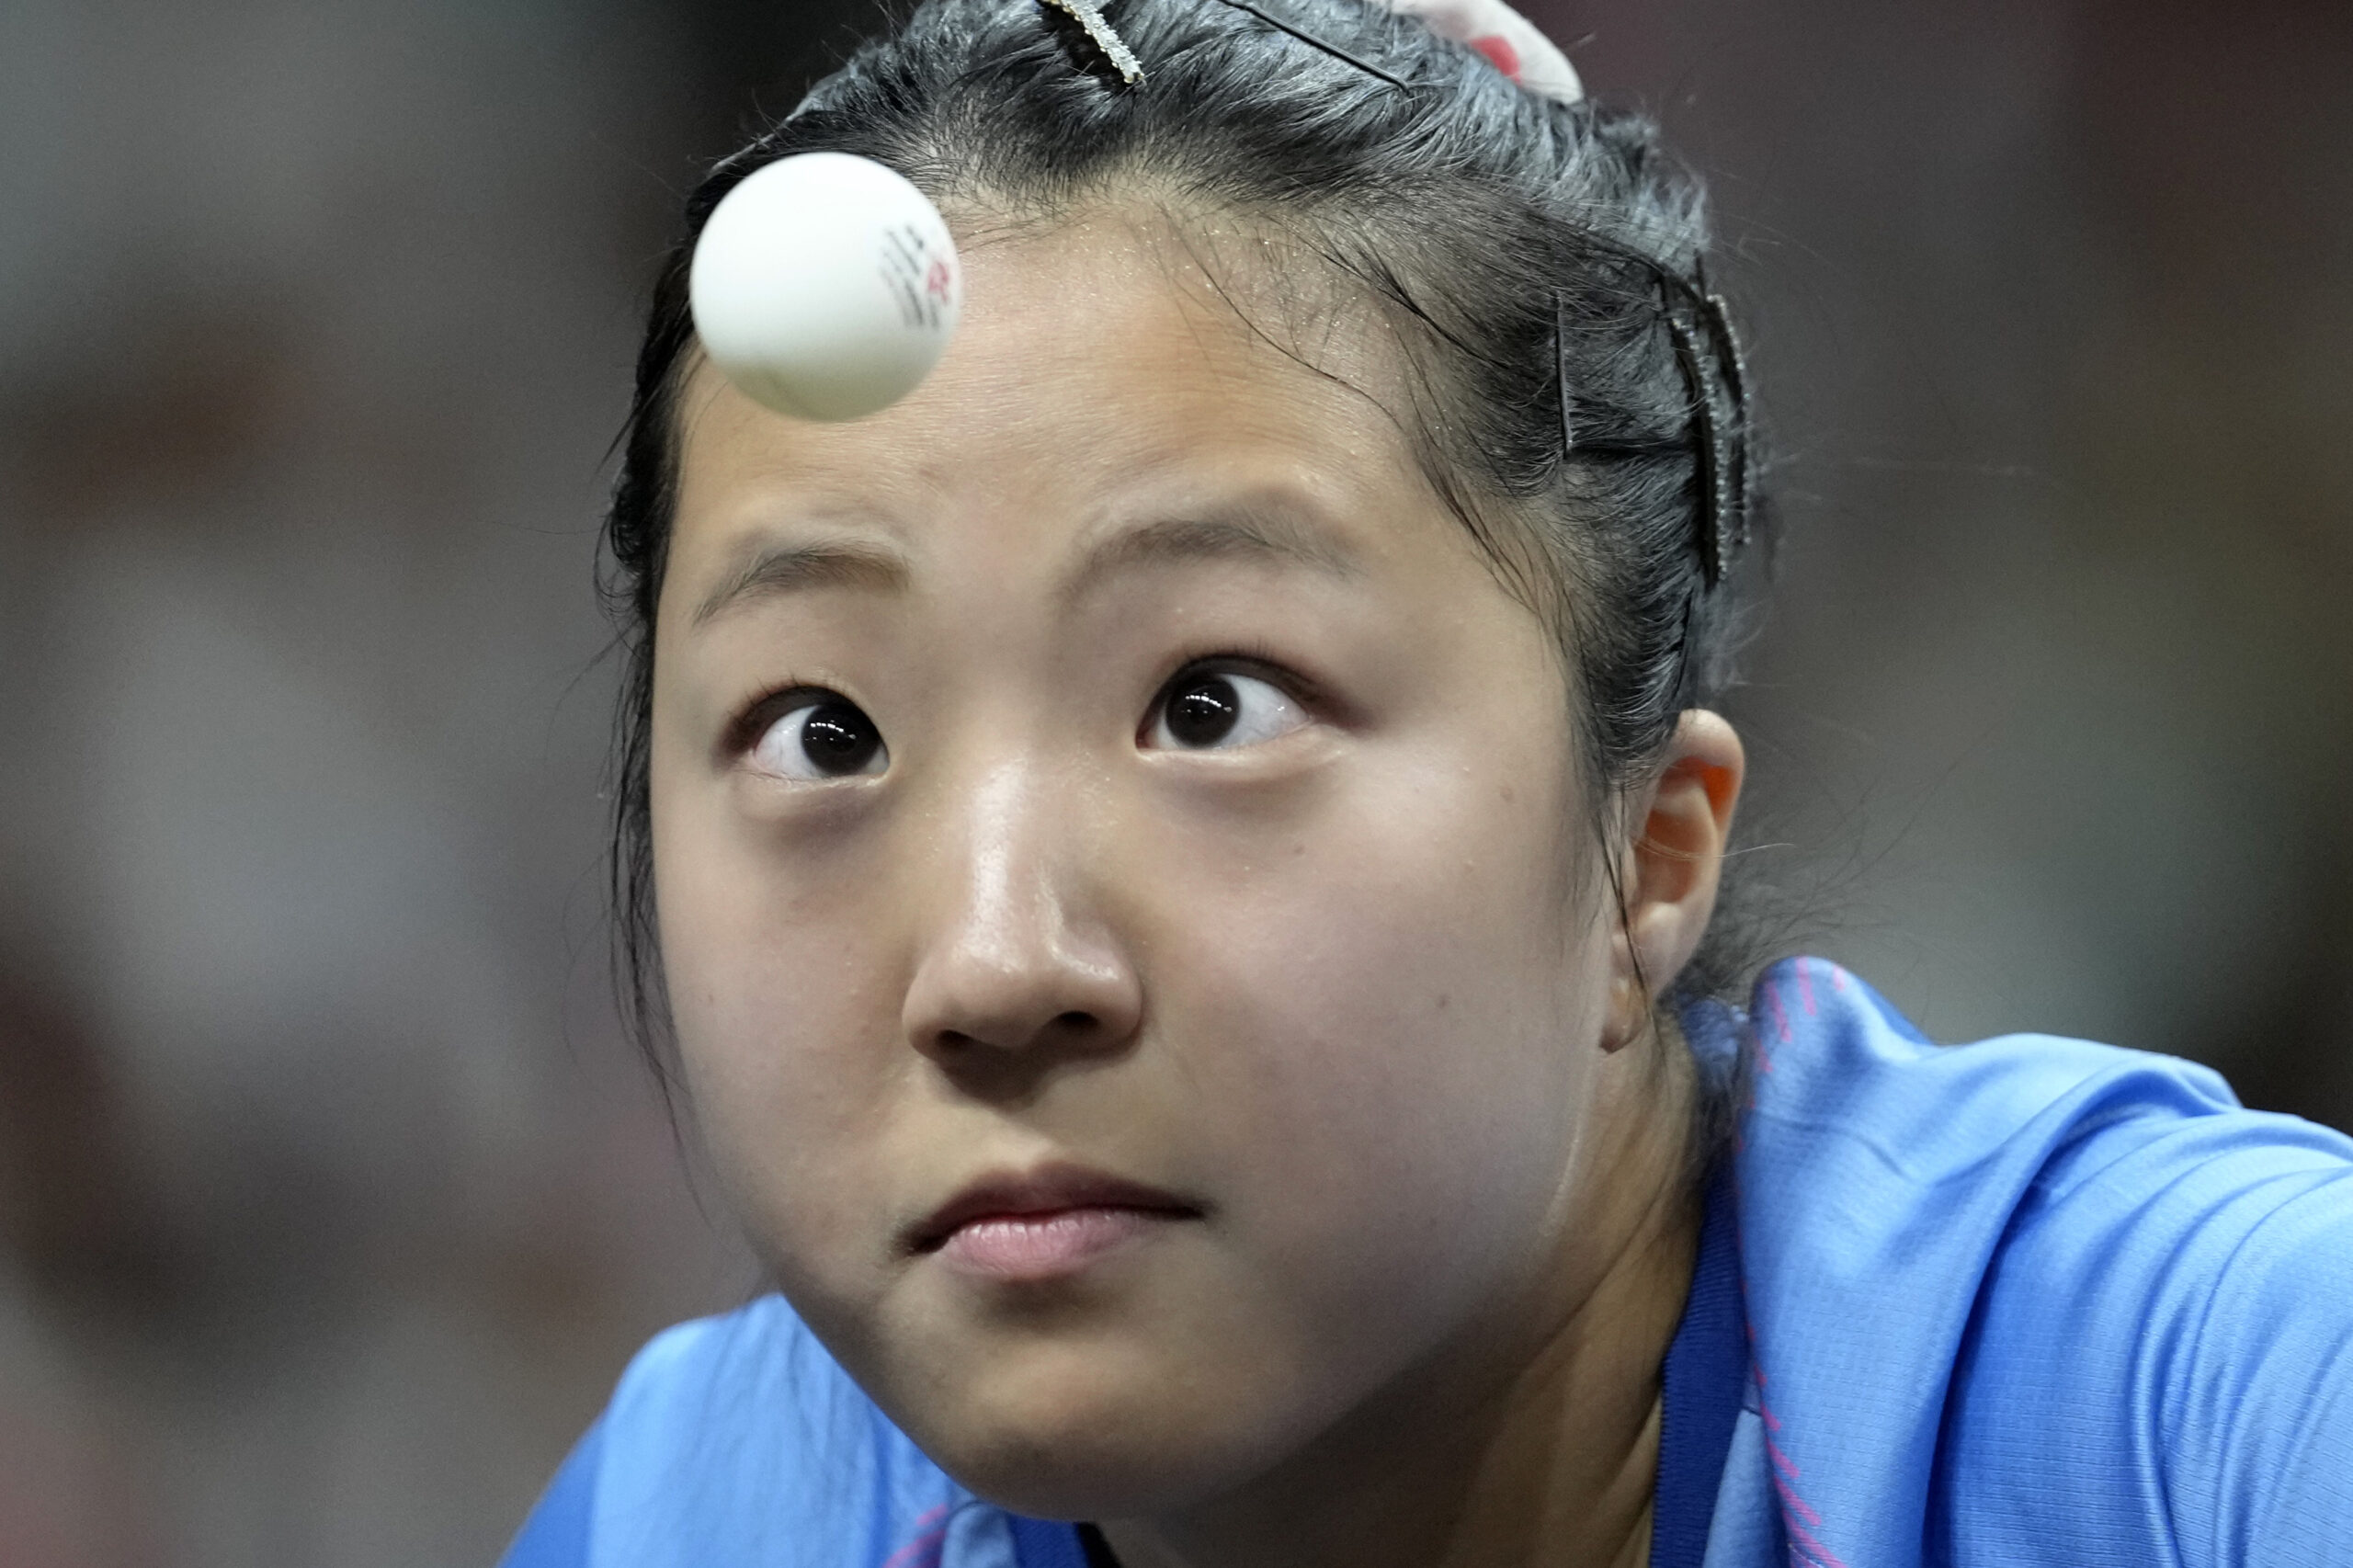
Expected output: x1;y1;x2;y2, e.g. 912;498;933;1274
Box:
1040;0;1146;84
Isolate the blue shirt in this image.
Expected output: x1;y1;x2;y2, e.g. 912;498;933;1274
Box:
502;959;2353;1566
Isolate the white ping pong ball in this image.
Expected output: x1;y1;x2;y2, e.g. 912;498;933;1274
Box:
688;153;963;423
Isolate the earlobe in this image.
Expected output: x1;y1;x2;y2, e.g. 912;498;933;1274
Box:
1602;710;1745;1050
1598;952;1651;1054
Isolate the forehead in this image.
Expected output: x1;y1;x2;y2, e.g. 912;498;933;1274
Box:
665;206;1448;584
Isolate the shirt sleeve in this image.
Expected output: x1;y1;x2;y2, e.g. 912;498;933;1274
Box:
496;1416;605;1568
498;1300;1006;1568
2162;1154;2353;1568
1935;1107;2353;1568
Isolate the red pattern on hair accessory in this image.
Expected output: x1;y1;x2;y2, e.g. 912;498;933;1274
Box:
1374;0;1583;103
1469;35;1522;80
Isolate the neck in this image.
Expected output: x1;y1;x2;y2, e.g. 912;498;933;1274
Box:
1101;1034;1704;1568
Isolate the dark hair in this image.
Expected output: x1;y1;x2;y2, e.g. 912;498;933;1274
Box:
603;0;1778;1093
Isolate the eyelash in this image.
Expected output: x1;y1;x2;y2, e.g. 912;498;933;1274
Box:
722;682;835;758
721;649;1327;756
1147;645;1322;722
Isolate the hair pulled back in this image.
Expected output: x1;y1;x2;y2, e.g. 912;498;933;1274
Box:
604;0;1778;1080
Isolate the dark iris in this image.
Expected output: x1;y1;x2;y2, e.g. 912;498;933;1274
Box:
1165;674;1241;747
801;702;883;775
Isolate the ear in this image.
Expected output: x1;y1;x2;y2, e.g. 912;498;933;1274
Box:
1601;710;1745;1052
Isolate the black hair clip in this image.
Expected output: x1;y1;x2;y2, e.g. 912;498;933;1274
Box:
1556;271;1752;589
1554;290;1579;457
1562;268;1750;585
1206;0;1414;91
1696;287;1754;585
1665;314;1728;586
1708;292;1753;536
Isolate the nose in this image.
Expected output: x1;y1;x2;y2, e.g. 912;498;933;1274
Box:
899;760;1142;1088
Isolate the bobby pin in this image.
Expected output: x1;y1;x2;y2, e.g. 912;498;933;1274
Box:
1206;0;1414;91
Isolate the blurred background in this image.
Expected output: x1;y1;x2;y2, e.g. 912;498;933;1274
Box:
0;0;2347;1561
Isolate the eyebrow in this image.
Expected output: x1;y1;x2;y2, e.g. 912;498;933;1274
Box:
1062;502;1362;603
689;536;912;628
688;498;1361;629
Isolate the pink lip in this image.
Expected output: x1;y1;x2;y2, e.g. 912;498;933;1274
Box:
910;1163;1203;1281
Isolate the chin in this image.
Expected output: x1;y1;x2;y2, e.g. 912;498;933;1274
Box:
932;1425;1250;1522
891;1354;1286;1520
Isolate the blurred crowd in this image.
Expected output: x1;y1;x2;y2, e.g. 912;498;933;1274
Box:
0;0;2346;1562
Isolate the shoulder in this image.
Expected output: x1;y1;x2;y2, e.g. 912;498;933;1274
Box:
1705;957;2284;1386
1952;1085;2353;1566
1699;958;2353;1568
525;1296;1024;1568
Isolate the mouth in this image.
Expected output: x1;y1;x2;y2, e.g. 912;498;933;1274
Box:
908;1161;1206;1281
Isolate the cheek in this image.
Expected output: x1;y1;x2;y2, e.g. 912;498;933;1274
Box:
1151;744;1610;1361
650;756;904;1291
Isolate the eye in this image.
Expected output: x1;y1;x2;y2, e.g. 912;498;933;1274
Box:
1146;667;1308;752
748;695;889;780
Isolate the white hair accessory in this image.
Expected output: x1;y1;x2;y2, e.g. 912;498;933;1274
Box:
1374;0;1583;104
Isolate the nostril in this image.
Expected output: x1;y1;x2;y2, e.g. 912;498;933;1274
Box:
926;1017;1093;1054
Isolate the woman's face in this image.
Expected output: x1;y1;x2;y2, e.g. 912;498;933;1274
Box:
650;210;1631;1515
